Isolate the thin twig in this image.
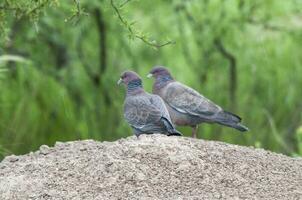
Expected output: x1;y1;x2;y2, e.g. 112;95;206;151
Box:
119;0;132;8
110;0;174;48
26;0;50;15
74;0;81;13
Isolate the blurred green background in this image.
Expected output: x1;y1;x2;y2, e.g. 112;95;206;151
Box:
0;0;302;159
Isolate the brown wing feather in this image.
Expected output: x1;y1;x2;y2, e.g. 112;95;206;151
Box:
163;82;222;118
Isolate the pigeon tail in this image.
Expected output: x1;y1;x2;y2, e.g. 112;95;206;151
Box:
216;121;249;132
161;117;182;136
232;123;249;132
215;111;249;132
167;129;182;136
220;110;241;122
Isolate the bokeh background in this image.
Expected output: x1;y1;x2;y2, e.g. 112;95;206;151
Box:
0;0;302;159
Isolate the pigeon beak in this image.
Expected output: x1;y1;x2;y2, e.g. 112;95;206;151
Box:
147;73;153;78
117;78;123;85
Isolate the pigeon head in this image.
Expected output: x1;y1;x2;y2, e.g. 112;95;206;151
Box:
148;66;174;90
148;66;173;79
118;71;144;95
118;71;141;85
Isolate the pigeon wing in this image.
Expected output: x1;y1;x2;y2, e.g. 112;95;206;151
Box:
163;82;222;118
149;94;177;131
124;95;164;133
149;94;172;121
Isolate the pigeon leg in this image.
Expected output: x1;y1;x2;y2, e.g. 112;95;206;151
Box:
191;125;198;138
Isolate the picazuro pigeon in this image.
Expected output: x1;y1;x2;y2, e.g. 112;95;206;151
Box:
118;71;182;137
147;66;249;138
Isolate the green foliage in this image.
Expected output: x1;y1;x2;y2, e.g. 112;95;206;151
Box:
296;126;302;155
0;0;54;39
0;0;302;159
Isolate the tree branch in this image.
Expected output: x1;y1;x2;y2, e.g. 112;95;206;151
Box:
76;29;95;81
110;0;175;48
94;8;111;106
214;38;237;111
94;8;107;75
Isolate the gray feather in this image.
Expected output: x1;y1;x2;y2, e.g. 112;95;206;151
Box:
150;67;249;133
215;111;249;132
163;82;222;120
124;93;181;136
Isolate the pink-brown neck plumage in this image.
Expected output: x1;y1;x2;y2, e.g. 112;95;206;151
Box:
126;79;144;96
153;74;174;93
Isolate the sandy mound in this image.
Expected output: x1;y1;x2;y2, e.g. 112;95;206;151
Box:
0;135;302;199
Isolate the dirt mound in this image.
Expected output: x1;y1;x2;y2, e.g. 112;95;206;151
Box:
0;135;302;199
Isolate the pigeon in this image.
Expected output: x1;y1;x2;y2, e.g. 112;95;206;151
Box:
118;71;182;137
147;66;249;138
